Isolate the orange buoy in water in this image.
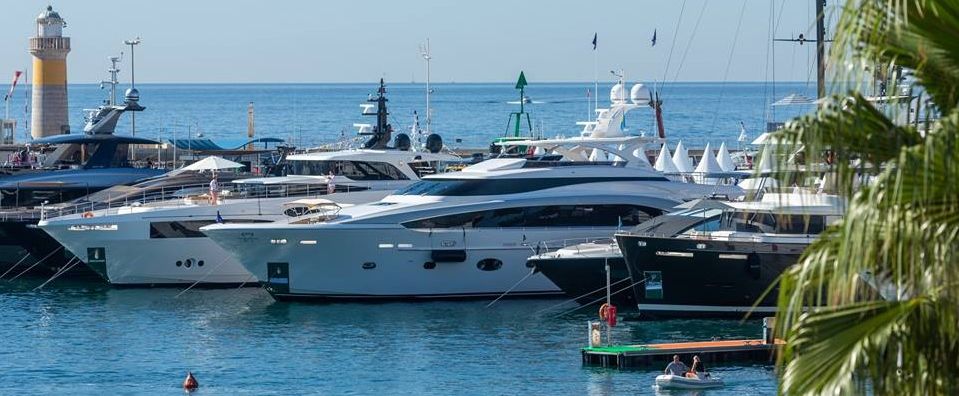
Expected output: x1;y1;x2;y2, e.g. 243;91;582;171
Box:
183;371;199;391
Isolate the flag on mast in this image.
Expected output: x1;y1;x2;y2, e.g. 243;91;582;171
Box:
651;29;657;47
3;71;22;101
592;33;597;50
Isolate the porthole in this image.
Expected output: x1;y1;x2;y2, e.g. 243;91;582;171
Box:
185;258;194;268
477;258;503;272
197;260;205;267
175;260;183;267
362;262;376;270
423;261;436;270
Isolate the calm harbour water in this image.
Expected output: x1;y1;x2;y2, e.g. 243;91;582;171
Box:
0;82;798;394
0;278;776;395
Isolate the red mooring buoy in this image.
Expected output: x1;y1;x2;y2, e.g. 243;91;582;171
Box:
183;371;199;391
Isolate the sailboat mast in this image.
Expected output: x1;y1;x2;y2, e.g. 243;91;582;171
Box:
816;0;826;99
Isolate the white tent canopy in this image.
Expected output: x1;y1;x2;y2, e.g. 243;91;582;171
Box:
671;140;693;173
693;143;724;184
180;156;244;172
694;143;723;174
716;142;736;172
654;144;680;173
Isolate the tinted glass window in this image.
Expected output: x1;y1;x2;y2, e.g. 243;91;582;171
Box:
402;205;660;229
290;160;408;180
150;219;273;238
396;176;668;197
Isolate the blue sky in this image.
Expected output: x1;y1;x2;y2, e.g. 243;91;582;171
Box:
0;1;832;84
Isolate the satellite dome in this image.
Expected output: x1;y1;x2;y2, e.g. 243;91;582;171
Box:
609;83;626;103
630;83;650;105
124;88;140;103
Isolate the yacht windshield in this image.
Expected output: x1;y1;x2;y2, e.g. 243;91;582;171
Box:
290;160;409;180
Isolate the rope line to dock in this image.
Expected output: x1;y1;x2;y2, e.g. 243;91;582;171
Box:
550;278;644;319
32;256;81;291
7;246;63;282
485;268;537;308
174;255;231;298
532;276;632;316
0;252;33;280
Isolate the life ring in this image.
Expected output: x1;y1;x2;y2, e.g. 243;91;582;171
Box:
599;303;611;321
599;303;618;326
82;211;94;218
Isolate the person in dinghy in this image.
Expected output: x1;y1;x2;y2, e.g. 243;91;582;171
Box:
686;355;710;379
664;355;688;376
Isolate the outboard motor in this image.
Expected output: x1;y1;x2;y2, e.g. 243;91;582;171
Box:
425;134;443;153
393;133;412;151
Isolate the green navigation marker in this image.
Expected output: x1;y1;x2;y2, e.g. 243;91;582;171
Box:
515;71;528;89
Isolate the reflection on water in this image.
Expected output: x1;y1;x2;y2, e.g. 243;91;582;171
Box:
0;277;776;395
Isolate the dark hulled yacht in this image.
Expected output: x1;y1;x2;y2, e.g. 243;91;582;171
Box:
615;191;843;319
529;205;725;309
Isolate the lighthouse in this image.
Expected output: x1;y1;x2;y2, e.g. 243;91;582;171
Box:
29;6;71;139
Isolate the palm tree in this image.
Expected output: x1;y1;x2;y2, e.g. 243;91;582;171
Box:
773;0;959;394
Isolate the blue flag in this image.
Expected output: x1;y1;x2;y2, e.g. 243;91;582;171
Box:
651;29;657;46
216;210;223;224
592;33;597;50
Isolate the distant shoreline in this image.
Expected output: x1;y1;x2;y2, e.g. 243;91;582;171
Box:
56;81;816;86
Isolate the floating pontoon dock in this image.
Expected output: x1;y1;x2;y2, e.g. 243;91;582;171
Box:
582;317;782;368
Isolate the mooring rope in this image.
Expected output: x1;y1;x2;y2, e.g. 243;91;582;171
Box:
174;255;232;298
549;278;645;319
532;276;632;316
7;246;63;282
0;252;33;280
32;256;81;291
485;268;538;308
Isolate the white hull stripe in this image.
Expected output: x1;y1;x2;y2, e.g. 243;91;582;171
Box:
638;303;779;313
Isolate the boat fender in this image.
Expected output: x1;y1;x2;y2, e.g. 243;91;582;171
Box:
599;303;617;327
82;211;94;219
183;371;199;391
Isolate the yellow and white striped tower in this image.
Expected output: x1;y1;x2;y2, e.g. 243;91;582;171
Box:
29;6;71;139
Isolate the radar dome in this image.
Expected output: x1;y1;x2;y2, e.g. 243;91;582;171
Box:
630;83;651;105
124;88;140;103
610;83;626;103
425;134;444;153
393;133;412;151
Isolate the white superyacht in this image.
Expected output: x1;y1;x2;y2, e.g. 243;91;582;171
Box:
38;80;460;286
201;157;743;300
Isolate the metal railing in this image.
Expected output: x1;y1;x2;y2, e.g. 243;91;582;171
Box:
528;236;617;256
38;181;382;221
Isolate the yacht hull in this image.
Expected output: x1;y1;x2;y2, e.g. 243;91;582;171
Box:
530;255;635;308
204;226;649;300
39;190;396;286
616;234;806;319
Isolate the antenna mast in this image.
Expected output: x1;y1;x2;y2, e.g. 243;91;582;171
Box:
101;54;122;106
420;39;432;135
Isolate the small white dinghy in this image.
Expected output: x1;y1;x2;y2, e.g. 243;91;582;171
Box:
654;374;724;390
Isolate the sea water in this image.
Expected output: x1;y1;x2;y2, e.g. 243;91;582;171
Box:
4;82;815;151
0;82;797;394
0;279;776;395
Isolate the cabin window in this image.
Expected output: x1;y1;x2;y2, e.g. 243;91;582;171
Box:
395;176;668;197
149;219;271;238
402;205;660;229
290;160;409;180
